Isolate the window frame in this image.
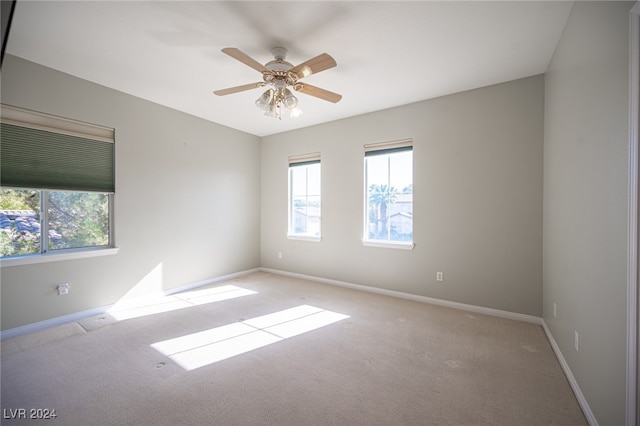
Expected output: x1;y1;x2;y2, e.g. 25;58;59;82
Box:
0;105;117;267
0;245;119;267
0;188;117;267
287;153;321;242
363;140;415;250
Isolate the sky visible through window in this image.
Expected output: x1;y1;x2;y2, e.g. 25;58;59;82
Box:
366;150;413;191
290;164;320;196
365;149;413;243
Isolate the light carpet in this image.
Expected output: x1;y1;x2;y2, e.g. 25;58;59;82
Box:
1;272;586;425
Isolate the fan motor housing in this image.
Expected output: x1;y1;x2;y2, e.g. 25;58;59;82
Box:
264;48;297;87
266;47;293;71
266;59;293;71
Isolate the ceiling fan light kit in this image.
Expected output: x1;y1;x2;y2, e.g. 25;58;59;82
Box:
214;47;342;120
255;87;302;120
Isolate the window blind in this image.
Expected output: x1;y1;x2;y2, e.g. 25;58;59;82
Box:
0;105;115;193
364;138;412;157
288;152;321;167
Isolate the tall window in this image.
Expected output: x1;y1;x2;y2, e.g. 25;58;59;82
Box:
364;140;413;247
0;105;115;261
288;153;321;240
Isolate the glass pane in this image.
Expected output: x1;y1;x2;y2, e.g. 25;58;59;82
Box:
291;196;308;234
289;162;321;237
391;194;413;242
367;185;392;241
290;166;308;197
48;191;109;250
390;151;413;242
365;150;413;243
366;155;388;187
0;188;41;257
306;195;321;237
307;164;321;196
389;150;412;192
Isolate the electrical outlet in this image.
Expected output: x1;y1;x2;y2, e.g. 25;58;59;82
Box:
574;331;579;352
57;283;70;296
277;251;282;259
436;272;444;282
553;302;557;318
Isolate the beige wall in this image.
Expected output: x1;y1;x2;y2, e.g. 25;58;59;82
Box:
1;3;634;422
261;75;544;316
0;55;262;330
543;2;632;425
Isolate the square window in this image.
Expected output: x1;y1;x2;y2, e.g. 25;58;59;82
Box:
47;191;110;250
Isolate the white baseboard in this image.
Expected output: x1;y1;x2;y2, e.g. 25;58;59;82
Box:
260;267;543;325
0;305;112;341
2;265;598;425
262;267;600;423
0;267;261;340
541;322;598;426
161;267;261;297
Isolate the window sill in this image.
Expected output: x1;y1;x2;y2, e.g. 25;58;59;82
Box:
362;240;415;250
287;235;322;242
1;247;119;267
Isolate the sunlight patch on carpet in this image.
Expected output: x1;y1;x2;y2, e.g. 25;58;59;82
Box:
151;305;349;370
108;285;257;321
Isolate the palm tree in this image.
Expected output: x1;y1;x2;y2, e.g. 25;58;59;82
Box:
368;184;397;238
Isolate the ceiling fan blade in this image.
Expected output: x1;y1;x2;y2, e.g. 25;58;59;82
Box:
290;53;337;79
221;47;269;73
294;83;342;103
213;82;264;96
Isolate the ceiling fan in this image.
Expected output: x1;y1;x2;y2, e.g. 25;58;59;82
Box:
213;47;342;119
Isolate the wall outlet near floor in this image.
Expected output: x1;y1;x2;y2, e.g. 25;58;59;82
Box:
553;302;557;318
277;251;282;259
574;331;579;352
436;272;444;282
57;283;70;296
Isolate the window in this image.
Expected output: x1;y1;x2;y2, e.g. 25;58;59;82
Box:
0;104;115;263
288;153;321;240
0;189;112;257
364;139;413;248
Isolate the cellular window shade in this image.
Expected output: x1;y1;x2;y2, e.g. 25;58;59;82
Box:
364;138;412;157
288;152;320;167
0;105;115;193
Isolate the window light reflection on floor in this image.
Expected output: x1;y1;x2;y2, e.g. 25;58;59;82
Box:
151;305;349;370
108;285;257;321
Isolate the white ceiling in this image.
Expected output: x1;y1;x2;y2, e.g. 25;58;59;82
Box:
6;1;573;137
